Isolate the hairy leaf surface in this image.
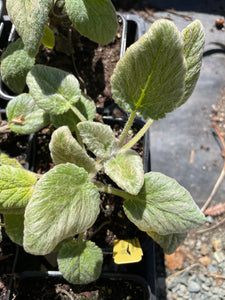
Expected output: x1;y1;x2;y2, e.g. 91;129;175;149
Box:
111;19;187;120
24;163;100;255
6;0;52;56
0;153;22;168
104;149;144;195
177;20;205;107
65;0;118;45
77;121;116;158
51;94;96;131
147;231;187;254
123;172;205;235
49;126;97;174
0;165;37;214
58;240;103;284
7;94;50;134
0;39;35;93
27;65;81;115
5;214;24;246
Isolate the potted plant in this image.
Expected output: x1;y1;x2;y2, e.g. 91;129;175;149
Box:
0;0;206;298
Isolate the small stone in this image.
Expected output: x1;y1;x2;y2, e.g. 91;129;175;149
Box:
199;255;212;266
206;216;213;223
207;264;219;274
212;239;223;251
204;277;213;287
166;276;179;290
198;274;206;282
201;243;209;255
214;251;225;263
188;281;201;293
202;283;210;291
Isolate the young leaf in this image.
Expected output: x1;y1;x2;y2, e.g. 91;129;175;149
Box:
147;231;187;254
65;0;118;45
51;93;96;131
58;240;103;284
41;25;55;49
0;152;22;168
123;172;205;235
7;94;50;134
177;20;205;107
0;39;35;93
4;214;24;246
49;126;97;174
0;165;38;214
104;149;144;195
77;121;116;158
24;163;100;255
26;65;81;115
6;0;52;56
111;19;187;120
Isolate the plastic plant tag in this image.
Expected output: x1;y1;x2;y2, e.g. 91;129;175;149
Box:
113;238;143;264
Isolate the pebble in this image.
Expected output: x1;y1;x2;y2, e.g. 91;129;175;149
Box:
188;281;201;293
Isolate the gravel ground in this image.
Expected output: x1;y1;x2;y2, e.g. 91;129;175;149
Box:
165;214;225;299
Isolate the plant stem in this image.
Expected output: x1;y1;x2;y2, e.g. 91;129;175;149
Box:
118;110;137;148
70;103;87;122
122;118;154;150
94;181;132;200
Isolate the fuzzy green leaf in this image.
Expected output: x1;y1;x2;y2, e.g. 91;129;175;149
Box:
7;94;50;134
147;231;187;254
0;152;22;168
0;165;38;214
58;240;103;284
123;172;205;235
111;19;187;120
4;214;24;246
177;20;205;107
41;25;55;49
65;0;118;45
49;126;97;174
77;121;116;158
24;163;100;255
26;65;81;115
6;0;52;56
0;39;35;93
104;149;144;195
51;94;96;131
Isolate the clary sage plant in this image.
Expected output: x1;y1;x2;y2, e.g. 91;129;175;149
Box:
0;0;118;93
0;19;205;284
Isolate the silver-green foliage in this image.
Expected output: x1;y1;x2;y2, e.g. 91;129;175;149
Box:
2;0;118;93
0;19;205;285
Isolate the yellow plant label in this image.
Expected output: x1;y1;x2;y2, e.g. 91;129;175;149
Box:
113;238;143;264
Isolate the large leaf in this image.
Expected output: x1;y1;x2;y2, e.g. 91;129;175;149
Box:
51;93;96;131
4;214;24;246
111;19;187;120
0;152;22;168
65;0;118;45
104;149;144;195
7;94;50;134
123;172;205;235
177;20;205;107
58;240;103;284
24;163;100;255
49;126;97;174
0;165;37;214
147;231;187;254
26;65;81;115
77;121;116;158
0;39;35;93
6;0;52;56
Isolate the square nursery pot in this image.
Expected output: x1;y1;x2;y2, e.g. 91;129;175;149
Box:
0;4;166;300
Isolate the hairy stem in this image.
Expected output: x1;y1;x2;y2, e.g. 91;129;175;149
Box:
122;118;153;150
118;110;137;148
70;103;87;122
94;181;132;200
